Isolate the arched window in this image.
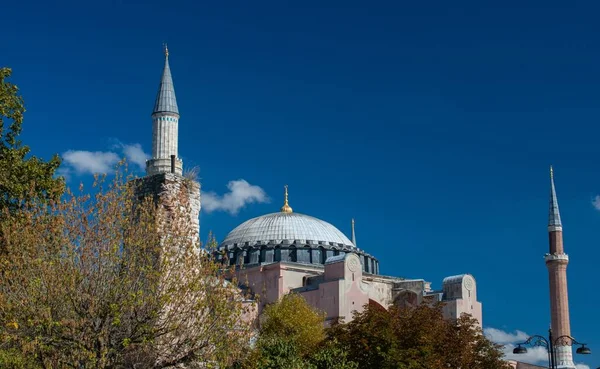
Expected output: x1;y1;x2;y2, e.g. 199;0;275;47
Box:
311;247;321;265
274;246;281;262
261;246;274;263
288;247;297;262
249;248;260;264
237;250;246;266
296;246;310;263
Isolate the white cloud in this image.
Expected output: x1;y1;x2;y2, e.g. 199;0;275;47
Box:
111;141;150;170
62;150;120;175
119;143;149;169
60;142;150;177
484;327;547;365
202;180;269;215
484;328;529;345
592;195;600;210
485;329;593;369
56;166;72;182
501;343;548;364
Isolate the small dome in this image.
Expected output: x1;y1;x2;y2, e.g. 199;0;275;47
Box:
220;212;354;249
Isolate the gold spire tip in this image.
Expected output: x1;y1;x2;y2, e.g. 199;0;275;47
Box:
164;43;169;58
280;184;293;213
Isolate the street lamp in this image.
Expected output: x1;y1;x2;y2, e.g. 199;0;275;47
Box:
512;328;591;369
576;345;591;355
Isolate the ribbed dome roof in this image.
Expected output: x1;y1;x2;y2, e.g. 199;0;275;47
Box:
220;212;354;249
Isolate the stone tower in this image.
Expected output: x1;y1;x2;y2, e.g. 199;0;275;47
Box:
546;167;575;369
146;45;183;176
136;47;200;239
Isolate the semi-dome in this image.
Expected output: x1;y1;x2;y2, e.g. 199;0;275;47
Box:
221;212;354;249
218;186;380;275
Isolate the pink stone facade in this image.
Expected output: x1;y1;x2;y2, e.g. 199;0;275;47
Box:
507;360;546;369
234;253;482;326
441;274;483;327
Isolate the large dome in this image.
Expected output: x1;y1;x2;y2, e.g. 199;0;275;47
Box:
217;186;379;275
221;212;354;249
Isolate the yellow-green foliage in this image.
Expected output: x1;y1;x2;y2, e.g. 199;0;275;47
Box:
0;168;254;368
259;293;326;357
232;294;358;369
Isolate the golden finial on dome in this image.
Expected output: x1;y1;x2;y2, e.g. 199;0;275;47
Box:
164;43;169;58
281;185;293;213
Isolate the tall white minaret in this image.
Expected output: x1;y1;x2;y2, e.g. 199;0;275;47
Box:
546;166;576;369
146;45;183;176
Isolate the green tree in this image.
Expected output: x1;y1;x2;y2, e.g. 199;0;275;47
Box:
233;293;357;369
327;302;511;369
259;293;326;357
0;169;254;368
308;341;358;369
240;337;357;369
0;348;40;369
0;67;64;215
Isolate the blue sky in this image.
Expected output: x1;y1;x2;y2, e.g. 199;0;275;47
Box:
3;1;600;366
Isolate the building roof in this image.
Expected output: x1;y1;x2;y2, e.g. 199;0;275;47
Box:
153;49;179;115
220;212;355;249
442;274;468;285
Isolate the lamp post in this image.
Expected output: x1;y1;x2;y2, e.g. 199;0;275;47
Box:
513;328;591;369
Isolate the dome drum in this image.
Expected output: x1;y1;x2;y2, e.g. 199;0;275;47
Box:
217;243;379;274
218;211;380;274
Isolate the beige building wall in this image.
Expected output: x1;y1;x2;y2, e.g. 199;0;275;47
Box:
234;254;482;328
441;274;483;327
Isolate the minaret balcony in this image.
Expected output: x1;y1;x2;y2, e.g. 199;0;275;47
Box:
544;253;569;263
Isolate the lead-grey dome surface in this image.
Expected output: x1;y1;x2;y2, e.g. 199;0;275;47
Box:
220;212;354;248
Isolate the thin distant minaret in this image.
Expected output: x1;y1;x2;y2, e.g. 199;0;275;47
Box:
146;44;183;176
546;166;575;369
351;218;357;247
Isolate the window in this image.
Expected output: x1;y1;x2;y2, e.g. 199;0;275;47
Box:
311;248;322;264
297;249;310;263
288;247;297;262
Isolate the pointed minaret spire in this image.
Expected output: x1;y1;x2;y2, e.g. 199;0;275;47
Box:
351;218;357;247
147;45;182;176
548;165;562;231
153;44;179;115
280;185;293;213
